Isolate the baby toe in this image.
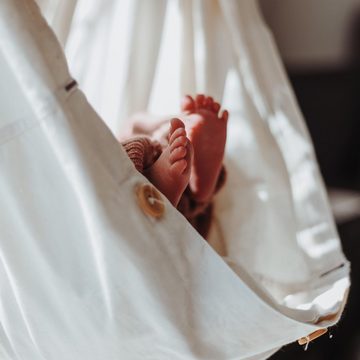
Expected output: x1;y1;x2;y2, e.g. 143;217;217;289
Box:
169;127;186;144
204;96;214;110
170;136;187;150
195;94;205;108
170;118;185;133
170;159;187;176
220;110;229;122
169;146;187;163
212;102;221;115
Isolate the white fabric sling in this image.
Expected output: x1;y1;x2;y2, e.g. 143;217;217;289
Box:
0;0;350;359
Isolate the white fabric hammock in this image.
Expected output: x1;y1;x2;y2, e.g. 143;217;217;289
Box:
0;0;350;359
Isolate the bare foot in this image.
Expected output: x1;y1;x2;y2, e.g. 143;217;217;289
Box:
181;94;228;203
144;118;193;207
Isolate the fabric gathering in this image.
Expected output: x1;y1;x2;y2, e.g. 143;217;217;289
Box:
0;0;351;359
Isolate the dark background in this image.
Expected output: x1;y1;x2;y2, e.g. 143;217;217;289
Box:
258;1;360;359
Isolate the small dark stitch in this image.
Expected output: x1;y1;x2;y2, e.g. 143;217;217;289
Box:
320;263;345;277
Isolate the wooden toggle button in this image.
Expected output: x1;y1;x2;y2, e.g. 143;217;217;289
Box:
298;328;328;346
136;183;165;218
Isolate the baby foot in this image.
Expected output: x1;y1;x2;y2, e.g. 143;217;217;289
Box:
144;118;193;207
181;94;228;203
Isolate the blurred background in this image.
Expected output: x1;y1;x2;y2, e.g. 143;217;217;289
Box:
258;1;360;359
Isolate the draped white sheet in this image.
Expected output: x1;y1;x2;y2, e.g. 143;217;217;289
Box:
0;0;350;359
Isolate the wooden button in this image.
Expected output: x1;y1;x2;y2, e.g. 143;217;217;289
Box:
136;183;165;218
298;328;328;346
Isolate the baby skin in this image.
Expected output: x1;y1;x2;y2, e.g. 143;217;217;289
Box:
182;94;228;203
144;118;193;207
138;95;228;207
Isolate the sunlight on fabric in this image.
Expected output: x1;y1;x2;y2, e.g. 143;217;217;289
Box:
65;0;135;131
149;0;181;115
297;223;341;259
284;278;350;312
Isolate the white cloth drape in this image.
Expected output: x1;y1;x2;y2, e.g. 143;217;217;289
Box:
0;0;350;359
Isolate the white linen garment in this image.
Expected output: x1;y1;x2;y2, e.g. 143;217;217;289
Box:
0;1;350;359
